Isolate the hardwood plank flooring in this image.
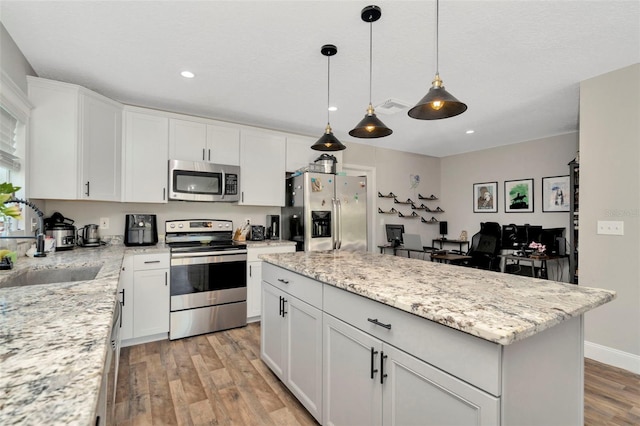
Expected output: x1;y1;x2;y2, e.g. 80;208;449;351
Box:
116;322;639;426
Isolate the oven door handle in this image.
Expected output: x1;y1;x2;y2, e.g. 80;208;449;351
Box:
171;252;247;266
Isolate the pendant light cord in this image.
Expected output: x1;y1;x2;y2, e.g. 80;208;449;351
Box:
369;20;373;105
327;55;331;124
435;0;440;75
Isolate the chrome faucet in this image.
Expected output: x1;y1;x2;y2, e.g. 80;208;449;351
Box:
1;198;46;257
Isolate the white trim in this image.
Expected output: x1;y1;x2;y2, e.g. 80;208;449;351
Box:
342;163;376;252
584;340;640;374
0;70;32;121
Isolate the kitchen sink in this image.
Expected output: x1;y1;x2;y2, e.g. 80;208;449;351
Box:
0;265;102;288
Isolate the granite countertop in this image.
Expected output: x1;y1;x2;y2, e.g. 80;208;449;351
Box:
245;240;296;248
260;250;616;345
0;243;168;425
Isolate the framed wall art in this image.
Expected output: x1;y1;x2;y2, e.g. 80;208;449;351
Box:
542;175;570;212
504;178;534;213
473;182;498;213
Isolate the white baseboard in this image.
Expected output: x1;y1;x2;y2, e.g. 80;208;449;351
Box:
121;332;168;348
584;340;640;374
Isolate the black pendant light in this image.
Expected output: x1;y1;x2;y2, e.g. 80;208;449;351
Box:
408;0;467;120
349;5;392;138
312;44;346;151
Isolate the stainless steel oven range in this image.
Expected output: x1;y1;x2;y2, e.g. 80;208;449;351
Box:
165;219;247;340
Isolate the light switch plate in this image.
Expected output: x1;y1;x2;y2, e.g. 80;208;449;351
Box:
597;220;624;235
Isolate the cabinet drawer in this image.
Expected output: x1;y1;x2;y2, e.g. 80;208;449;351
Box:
133;253;170;271
262;263;322;308
323;284;502;396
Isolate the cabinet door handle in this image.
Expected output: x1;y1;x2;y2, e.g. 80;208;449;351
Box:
202;148;206;161
165;271;168;286
208;149;211;162
279;296;283;316
277;278;290;284
119;288;125;306
163;187;166;201
85;181;90;197
380;351;388;384
249;265;252;277
370;347;379;379
367;318;392;330
282;298;287;317
144;260;161;264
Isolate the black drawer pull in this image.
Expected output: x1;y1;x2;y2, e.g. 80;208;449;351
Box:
277;278;290;284
370;347;379;379
144;260;161;264
367;318;392;330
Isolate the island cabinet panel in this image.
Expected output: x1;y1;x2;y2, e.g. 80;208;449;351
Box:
323;284;502;396
262;262;323;307
261;280;323;423
323;313;383;426
382;343;499;426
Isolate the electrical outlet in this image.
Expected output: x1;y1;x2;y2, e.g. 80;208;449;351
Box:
100;217;110;230
597;220;624;235
245;218;251;225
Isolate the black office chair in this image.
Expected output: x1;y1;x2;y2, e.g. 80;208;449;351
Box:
463;222;502;271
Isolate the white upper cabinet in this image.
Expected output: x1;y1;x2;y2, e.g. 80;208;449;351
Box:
239;129;286;206
28;77;122;201
168;118;207;162
207;123;240;165
169;117;240;165
122;107;169;203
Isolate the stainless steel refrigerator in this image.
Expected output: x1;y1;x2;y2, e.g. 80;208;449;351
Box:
282;172;367;251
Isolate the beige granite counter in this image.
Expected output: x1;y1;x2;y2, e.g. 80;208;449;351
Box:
260;250;616;345
0;243;168;425
245;240;296;248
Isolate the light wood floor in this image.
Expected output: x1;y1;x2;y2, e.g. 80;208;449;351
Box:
115;322;639;426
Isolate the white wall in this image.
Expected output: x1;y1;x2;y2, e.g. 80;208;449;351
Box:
343;142;441;251
0;22;36;92
580;64;640;373
440;133;578;281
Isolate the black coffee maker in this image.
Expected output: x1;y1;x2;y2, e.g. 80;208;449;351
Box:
267;215;280;240
124;214;158;246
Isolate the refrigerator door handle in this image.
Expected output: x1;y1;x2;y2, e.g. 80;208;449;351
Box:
335;198;342;249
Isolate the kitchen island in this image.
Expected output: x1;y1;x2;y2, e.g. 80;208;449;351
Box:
259;250;616;425
0;243;166;425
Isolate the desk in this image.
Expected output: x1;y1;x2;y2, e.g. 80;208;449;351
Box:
432;239;470;254
499;254;568;280
378;245;432;259
431;253;472;264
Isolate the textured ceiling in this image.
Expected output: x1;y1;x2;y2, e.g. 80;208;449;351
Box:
1;1;639;157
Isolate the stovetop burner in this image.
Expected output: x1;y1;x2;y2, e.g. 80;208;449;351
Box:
165;219;246;254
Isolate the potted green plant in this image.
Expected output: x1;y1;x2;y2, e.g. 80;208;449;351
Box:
0;182;22;265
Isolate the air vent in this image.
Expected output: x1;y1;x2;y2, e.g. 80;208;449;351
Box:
374;99;411;115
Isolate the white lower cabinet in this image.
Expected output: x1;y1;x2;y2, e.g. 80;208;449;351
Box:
119;253;170;345
262;263;500;426
261;269;323;423
247;244;296;320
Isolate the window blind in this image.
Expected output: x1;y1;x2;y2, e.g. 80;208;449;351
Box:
0;106;20;171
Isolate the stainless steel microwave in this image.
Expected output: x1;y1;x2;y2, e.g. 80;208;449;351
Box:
168;159;240;202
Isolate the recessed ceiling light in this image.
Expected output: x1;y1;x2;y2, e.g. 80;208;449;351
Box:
181;71;195;78
328;106;338;112
466;129;475;134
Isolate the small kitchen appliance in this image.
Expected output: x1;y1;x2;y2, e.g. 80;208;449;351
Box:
124;214;158;247
312;153;337;174
266;214;280;239
168;159;240;202
44;212;76;250
78;224;101;247
165;219;247;340
249;225;265;241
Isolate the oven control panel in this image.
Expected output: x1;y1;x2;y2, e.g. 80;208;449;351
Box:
165;219;233;233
